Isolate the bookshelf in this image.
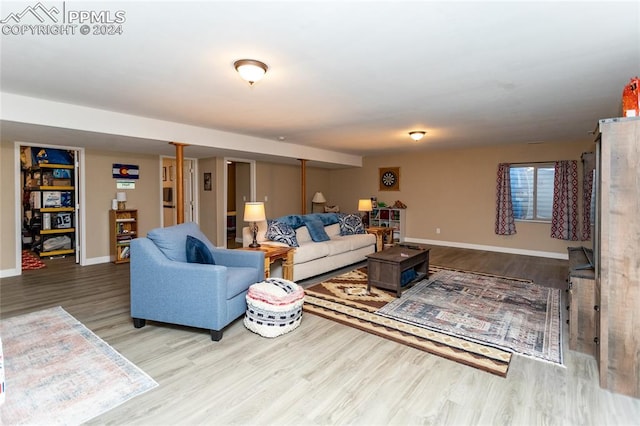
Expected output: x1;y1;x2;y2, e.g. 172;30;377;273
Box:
110;209;138;264
369;207;406;243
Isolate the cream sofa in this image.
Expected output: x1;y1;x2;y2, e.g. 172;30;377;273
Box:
242;214;376;282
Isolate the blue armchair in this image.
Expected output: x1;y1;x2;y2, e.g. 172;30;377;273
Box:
130;222;264;341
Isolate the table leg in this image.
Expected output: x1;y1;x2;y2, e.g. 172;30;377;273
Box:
264;257;271;279
282;250;294;281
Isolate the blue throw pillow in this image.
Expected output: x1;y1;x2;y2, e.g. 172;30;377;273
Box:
304;217;330;242
186;235;215;264
338;213;365;235
265;220;299;247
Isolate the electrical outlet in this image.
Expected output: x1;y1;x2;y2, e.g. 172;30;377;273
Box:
436;228;441;234
243;196;246;201
264;195;268;202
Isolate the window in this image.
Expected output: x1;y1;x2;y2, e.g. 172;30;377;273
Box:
509;164;555;221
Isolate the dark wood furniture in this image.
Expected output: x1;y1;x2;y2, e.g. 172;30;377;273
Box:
567;247;596;355
366;245;430;297
592;117;640;398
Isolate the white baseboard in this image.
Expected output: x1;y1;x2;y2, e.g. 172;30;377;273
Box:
0;268;21;278
403;237;569;260
83;256;111;266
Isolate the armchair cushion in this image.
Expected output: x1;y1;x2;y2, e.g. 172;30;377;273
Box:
147;222;214;262
186;235;215;264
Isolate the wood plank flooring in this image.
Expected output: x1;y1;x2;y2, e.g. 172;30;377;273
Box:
2;246;639;425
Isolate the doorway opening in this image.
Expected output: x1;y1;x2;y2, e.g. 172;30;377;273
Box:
224;158;256;248
161;156;197;227
17;143;83;272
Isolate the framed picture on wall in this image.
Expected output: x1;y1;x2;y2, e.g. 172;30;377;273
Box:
163;167;167;181
204;172;212;191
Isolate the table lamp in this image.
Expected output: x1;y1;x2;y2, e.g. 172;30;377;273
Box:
358;198;373;226
244;202;266;248
312;192;326;212
116;192;127;210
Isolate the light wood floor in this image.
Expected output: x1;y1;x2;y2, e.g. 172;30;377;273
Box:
2;247;640;425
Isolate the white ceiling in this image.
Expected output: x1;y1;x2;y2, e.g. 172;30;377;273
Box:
1;1;639;164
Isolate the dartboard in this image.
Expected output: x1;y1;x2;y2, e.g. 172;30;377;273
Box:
381;171;397;187
379;167;400;191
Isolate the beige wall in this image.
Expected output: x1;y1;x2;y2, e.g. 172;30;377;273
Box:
84;150;161;259
198;157;218;244
330;139;595;255
255;161;331;218
0;141;17;272
1;137;595;273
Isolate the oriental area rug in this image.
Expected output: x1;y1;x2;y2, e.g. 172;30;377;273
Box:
377;268;563;365
303;268;512;377
0;306;158;425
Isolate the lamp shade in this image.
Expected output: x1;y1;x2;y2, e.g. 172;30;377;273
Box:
116;192;127;202
244;202;266;222
312;192;327;203
358;199;373;212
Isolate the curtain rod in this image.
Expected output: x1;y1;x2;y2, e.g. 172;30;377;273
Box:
509;161;556;165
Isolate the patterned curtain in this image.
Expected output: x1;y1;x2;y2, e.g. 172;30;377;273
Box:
495;163;516;235
581;152;595;241
550;160;579;240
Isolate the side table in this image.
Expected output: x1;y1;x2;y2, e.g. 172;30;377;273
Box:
238;245;295;281
366;226;394;252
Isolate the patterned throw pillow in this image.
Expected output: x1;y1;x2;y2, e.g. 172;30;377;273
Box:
265;220;299;247
338;213;365;236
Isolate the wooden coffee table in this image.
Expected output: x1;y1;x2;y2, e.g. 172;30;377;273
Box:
366;244;430;297
238;245;295;281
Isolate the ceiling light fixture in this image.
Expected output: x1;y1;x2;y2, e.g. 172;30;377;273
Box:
234;59;268;86
409;131;426;141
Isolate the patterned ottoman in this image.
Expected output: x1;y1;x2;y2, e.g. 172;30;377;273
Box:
244;278;305;338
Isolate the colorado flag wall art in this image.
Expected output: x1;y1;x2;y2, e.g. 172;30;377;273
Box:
112;164;139;179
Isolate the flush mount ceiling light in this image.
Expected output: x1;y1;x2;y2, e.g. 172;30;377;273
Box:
234;59;268;86
409;131;426;141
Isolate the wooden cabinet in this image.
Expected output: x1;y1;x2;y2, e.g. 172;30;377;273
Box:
369;208;406;243
24;163;76;257
110;209;138;264
567;247;596;356
593;117;640;398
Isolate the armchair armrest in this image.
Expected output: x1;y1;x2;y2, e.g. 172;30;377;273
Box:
211;248;264;276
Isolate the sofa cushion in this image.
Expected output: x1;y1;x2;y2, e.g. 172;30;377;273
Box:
186;235;216;264
295;226;313;244
338;213;366;235
325;237;353;256
147;222;214;262
325;223;341;238
303;217;330;242
294;242;330;264
346;233;377;251
265;220;299;247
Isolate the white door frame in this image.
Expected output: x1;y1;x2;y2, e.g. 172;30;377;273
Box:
14;142;86;274
159;156;198;227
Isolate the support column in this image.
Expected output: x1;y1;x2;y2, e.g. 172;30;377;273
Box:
299;159;307;214
170;142;188;224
